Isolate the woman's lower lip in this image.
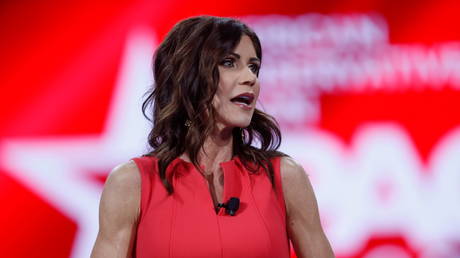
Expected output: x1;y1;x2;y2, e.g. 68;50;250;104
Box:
233;102;252;110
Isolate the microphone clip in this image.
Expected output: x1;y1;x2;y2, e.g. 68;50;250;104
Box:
218;197;240;216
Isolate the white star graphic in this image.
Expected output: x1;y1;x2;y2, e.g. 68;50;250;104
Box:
1;28;157;258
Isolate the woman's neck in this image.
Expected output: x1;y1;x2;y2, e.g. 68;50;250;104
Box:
181;126;234;175
200;135;233;172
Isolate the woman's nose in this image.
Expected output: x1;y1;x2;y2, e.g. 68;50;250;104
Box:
239;67;257;86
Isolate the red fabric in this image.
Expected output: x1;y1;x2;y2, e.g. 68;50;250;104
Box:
132;155;290;258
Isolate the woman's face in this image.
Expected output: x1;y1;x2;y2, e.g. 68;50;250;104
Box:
212;35;261;131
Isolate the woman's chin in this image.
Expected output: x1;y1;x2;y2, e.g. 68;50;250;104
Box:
218;121;251;130
215;115;253;130
232;120;252;128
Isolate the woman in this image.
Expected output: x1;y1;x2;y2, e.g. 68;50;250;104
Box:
91;16;334;258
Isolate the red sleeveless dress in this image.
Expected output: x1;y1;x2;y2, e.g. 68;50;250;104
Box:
131;155;290;258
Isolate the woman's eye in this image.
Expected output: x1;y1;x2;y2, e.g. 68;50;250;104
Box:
221;58;235;67
249;63;260;73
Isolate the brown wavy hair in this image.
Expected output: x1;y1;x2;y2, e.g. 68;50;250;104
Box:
142;15;286;194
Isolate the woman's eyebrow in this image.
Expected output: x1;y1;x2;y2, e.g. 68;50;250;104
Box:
229;52;260;63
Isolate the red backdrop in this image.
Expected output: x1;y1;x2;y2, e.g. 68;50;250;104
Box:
1;1;460;257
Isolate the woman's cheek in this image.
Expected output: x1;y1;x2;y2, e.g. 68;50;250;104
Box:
212;95;222;110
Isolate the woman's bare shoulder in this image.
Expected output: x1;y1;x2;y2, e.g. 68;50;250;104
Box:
279;156;307;182
278;156;335;257
278;156;314;214
106;160;141;189
100;160;141;222
91;161;141;257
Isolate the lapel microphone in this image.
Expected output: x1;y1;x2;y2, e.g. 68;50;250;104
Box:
217;197;240;216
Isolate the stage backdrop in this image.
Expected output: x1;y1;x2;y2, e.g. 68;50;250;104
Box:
1;1;460;257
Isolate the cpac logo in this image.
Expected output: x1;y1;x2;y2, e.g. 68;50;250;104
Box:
283;124;460;256
245;14;460;127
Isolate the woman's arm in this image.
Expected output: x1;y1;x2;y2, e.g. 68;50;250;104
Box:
280;156;335;258
91;161;141;258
